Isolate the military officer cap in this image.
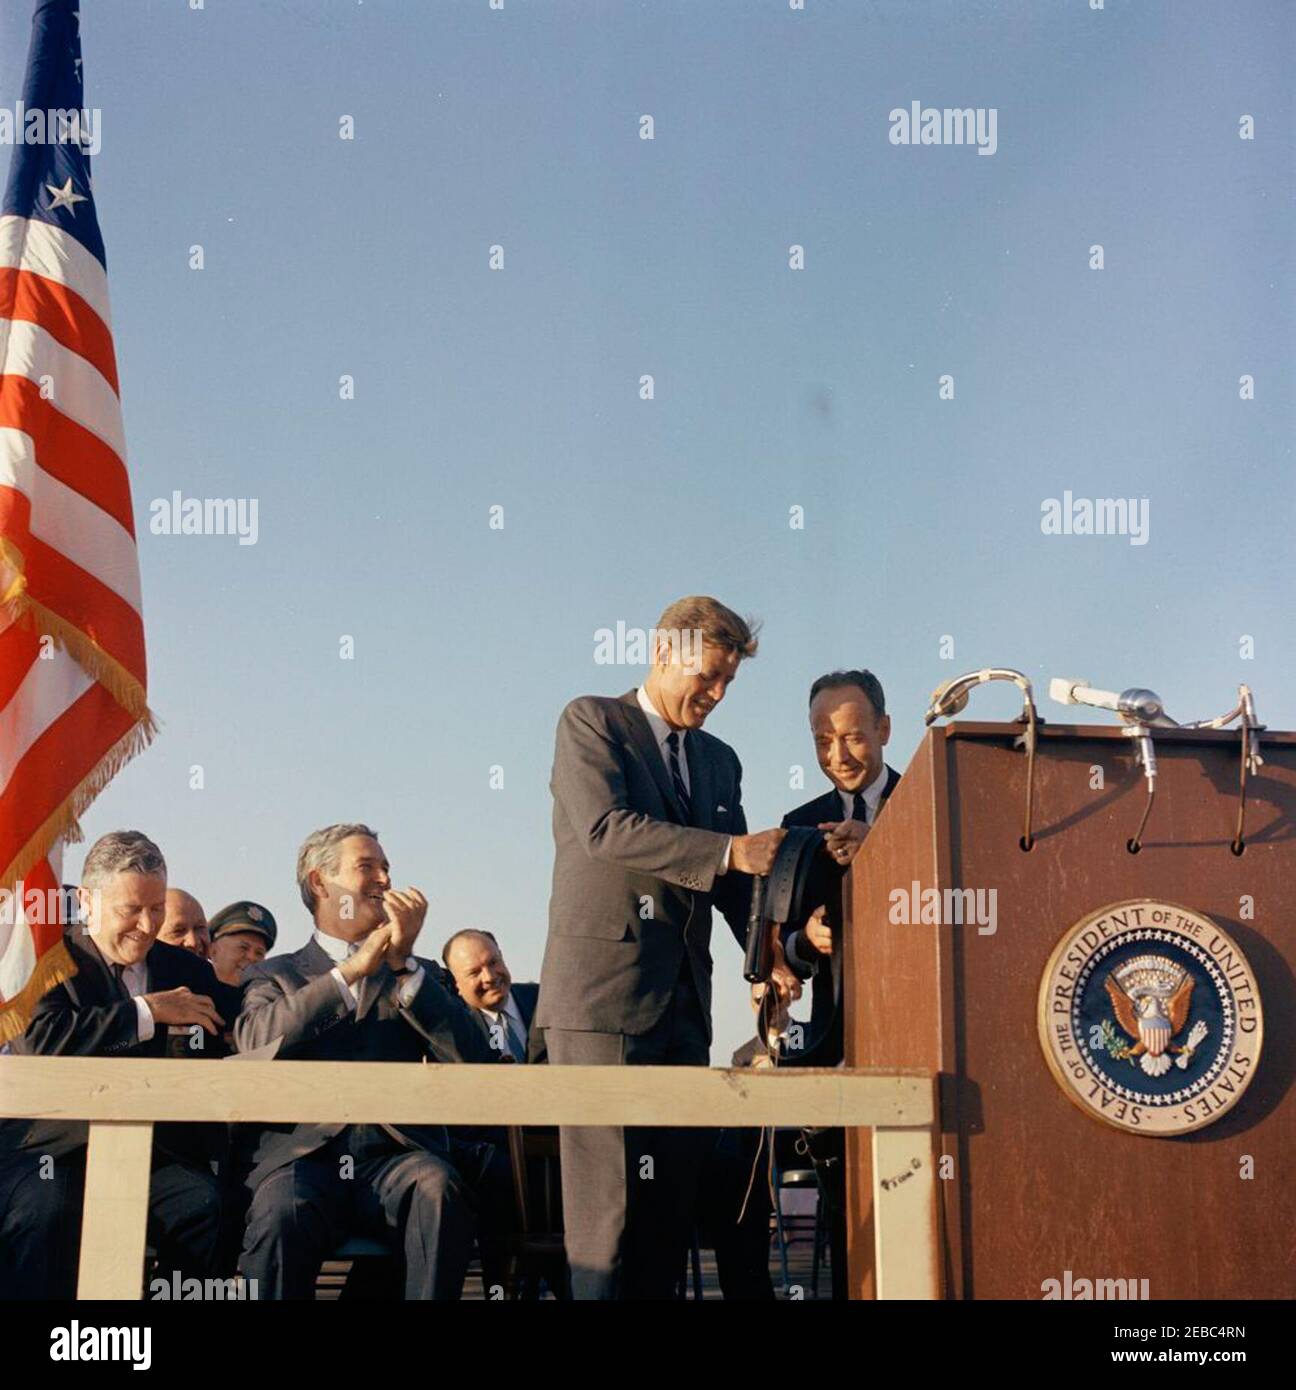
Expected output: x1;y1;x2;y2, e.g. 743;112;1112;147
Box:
208;900;277;949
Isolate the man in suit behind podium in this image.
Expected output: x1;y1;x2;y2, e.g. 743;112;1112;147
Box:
780;668;900;1299
782;668;900;1066
537;595;793;1300
234;823;499;1300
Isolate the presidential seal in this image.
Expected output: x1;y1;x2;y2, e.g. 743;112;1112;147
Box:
1037;900;1263;1136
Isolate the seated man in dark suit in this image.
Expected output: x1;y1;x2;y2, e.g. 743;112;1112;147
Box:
443;928;545;1066
442;928;554;1295
234;822;500;1301
0;831;240;1301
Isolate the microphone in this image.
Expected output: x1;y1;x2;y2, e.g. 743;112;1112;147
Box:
925;668;1034;726
742;874;771;984
1048;679;1177;727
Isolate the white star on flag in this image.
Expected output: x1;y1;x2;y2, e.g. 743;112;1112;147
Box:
44;176;87;213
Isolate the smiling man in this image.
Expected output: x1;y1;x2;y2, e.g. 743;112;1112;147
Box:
779;668;901;1301
537;594;794;1300
206;901;276;986
234;823;498;1300
0;831;239;1301
443;928;543;1065
782;668;899;1058
156;888;210;959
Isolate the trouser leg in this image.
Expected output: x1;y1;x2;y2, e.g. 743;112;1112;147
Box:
357;1150;476;1301
147;1161;224;1285
549;965;711;1301
239;1157;345;1300
0;1151;84;1300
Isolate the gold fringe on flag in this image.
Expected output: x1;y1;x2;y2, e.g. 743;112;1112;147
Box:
0;715;156;896
0;536;157;902
0;537;150;719
0;937;76;1042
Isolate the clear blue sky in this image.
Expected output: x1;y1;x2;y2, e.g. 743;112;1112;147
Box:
3;0;1291;1060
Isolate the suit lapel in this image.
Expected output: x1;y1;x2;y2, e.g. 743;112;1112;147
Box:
881;764;901;802
296;938;336;979
617;690;686;823
293;936;380;1019
684;731;715;831
513;983;537;1031
75;932;126;1003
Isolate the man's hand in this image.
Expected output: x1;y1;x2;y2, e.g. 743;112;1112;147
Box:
818;818;869;867
750;980;790;1047
381;888;427;970
768;926;802;1005
804;904;833;955
729;828;786;876
141;987;226;1036
338;925;395;986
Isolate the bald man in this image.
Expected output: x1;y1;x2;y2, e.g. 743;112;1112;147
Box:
156;889;210;959
442;929;543;1065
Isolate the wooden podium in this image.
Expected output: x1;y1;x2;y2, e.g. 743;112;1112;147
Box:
843;721;1296;1300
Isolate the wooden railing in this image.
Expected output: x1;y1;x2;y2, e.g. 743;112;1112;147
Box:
0;1058;939;1300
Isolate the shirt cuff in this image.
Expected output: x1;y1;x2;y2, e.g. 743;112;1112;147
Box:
396;965;425;1008
134;995;155;1043
330;965;359;1011
720;836;732;873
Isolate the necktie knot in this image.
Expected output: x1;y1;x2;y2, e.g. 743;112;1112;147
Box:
852;792;869;823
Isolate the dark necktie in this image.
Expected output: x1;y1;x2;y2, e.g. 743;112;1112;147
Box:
666;730;693;821
851;792;869;823
500;1011;525;1063
109;961;129;997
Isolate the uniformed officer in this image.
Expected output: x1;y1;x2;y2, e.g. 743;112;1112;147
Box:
207;901;278;987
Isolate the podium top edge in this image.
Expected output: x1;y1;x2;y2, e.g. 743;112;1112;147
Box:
936;721;1296;745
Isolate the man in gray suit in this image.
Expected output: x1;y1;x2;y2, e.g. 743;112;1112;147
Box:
537;595;792;1299
234;823;499;1299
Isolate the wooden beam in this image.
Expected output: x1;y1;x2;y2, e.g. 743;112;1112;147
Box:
0;1058;935;1128
76;1121;153;1300
872;1124;941;1299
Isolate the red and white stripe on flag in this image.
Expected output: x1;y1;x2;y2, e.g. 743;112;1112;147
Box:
0;208;152;1039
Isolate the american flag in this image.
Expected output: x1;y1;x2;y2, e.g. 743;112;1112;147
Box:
0;0;152;1038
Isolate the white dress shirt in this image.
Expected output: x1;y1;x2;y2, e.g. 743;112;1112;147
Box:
89;936;154;1042
122;959;154;1042
839;762;889;825
313;928;425;1009
636;685;732;871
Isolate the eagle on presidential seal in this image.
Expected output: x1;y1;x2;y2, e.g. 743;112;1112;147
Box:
1102;955;1210;1078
